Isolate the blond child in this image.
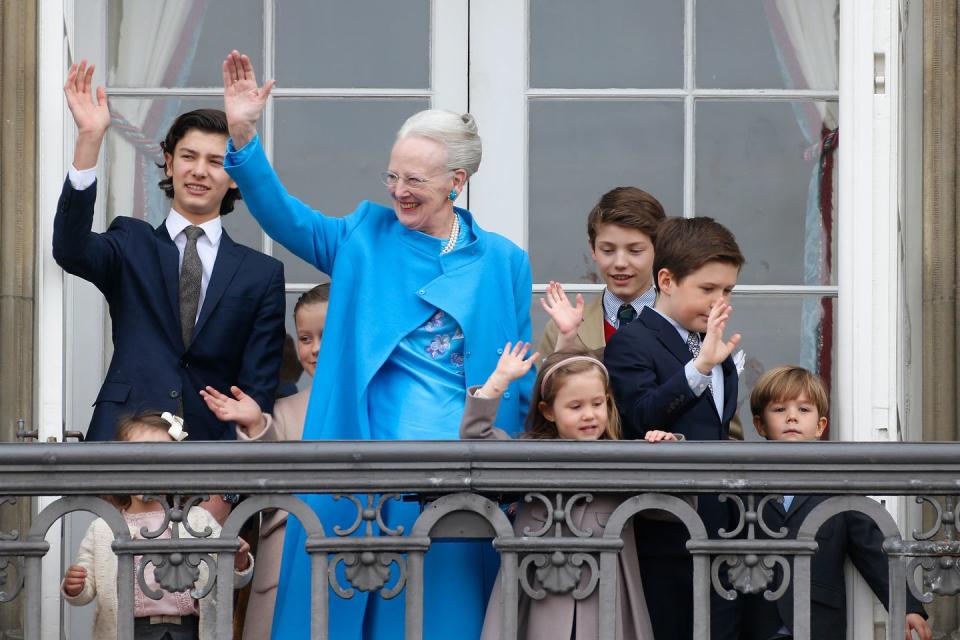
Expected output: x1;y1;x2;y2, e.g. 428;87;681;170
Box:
744;366;930;640
61;414;253;640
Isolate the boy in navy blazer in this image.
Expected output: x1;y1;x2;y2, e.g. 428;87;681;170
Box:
53;60;285;442
742;366;929;640
604;216;745;640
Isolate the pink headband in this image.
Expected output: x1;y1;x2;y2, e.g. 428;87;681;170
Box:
540;356;610;396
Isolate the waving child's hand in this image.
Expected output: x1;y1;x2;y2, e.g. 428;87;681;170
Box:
478;342;539;399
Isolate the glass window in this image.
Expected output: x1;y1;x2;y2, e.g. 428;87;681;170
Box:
530;0;684;88
528;100;683;284
107;0;263;88
275;0;430;89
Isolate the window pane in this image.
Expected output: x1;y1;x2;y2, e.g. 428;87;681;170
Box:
728;294;836;440
530;0;683;88
697;0;839;90
104;98;262;256
272;98;430;284
528;100;683;284
276;0;430;88
695;100;838;286
108;0;263;88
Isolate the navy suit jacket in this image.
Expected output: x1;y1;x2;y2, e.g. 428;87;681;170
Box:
53;178;286;441
738;495;926;640
605;306;738;544
604;306;738;441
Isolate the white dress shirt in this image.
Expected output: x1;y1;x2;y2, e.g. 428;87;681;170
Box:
68;164;223;321
651;307;725;417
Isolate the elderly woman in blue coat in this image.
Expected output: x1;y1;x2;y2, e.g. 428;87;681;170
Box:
221;51;534;639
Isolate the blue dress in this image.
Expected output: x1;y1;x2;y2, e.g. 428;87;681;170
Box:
224;137;534;640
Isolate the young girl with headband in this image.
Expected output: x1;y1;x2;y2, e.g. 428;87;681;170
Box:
461;344;680;640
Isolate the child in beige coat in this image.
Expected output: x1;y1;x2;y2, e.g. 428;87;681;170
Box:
201;283;329;640
461;344;681;640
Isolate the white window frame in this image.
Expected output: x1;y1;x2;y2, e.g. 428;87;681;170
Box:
470;0;903;446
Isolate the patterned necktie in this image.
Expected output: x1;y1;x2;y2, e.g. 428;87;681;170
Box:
178;226;205;348
616;303;637;328
686;331;713;394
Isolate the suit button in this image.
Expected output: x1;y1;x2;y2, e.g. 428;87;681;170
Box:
179;359;188;368
496;348;504;355
418;289;425;296
169;390;180;399
503;391;511;399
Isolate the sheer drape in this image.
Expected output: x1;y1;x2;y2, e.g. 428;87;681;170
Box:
763;0;839;426
105;1;210;224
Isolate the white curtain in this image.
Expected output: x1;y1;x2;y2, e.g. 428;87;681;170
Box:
764;0;840;390
105;1;209;224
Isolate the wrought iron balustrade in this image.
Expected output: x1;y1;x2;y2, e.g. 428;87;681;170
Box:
0;440;959;640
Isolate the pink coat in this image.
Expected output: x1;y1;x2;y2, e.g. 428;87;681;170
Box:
460;389;656;640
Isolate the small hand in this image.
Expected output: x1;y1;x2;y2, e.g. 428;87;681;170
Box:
63;564;87;597
539;281;584;337
235;537;251;572
905;613;931;640
199;385;265;434
64;60;110;137
693;301;741;374
644;430;678;443
222;50;275;147
478;342;539;399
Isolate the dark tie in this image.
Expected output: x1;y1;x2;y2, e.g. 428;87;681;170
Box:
616;303;637;328
178;226;204;348
686;331;713;395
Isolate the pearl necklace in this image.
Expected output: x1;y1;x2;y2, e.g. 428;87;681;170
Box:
440;213;461;255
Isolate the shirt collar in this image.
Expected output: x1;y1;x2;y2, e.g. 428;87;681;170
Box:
165;209;223;247
603;285;657;326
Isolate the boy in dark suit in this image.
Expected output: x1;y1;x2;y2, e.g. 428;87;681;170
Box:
604;216;745;640
53;60;285;442
743;366;930;640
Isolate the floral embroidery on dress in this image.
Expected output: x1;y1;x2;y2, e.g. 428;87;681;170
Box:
452;327;464;341
426;334;452;359
424;310;445;332
450;352;464;369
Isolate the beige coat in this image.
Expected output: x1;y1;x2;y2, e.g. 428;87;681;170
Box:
62;507;252;640
537;295;606;357
460;390;655;640
236;388;310;640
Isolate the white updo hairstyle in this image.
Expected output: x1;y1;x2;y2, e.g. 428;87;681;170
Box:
396;109;482;177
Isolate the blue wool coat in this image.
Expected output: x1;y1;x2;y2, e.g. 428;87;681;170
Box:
225;135;534;440
225;135;534;639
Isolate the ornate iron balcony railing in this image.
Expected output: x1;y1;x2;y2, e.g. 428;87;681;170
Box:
0;440;959;640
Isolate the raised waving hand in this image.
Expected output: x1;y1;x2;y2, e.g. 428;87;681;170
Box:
539;281;584;352
477;342;540;400
64;60;110;170
222;50;275;148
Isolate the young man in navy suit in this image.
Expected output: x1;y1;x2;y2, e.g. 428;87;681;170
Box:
743;366;930;640
53;60;285;442
604;216;745;640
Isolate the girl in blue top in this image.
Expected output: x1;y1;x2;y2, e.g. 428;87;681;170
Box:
221;51;535;640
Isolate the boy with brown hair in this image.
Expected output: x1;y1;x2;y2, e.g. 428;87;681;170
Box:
744;366;930;640
604;215;746;640
538;186;665;354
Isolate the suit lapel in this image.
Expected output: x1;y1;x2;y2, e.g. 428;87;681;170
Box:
721;356;738;424
783;495;812;524
640;307;693;367
192;230;245;342
154;223;185;347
